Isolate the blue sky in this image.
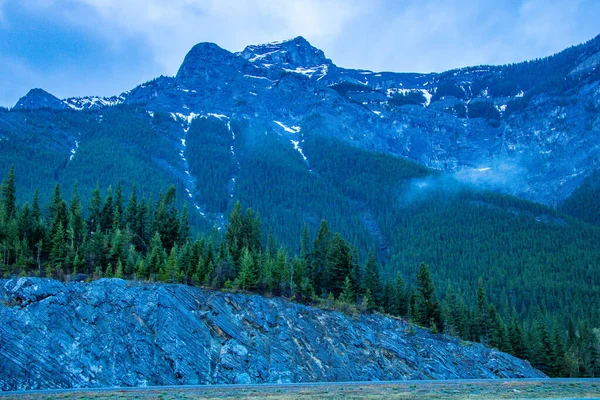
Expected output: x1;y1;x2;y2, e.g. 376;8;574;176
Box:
1;0;599;107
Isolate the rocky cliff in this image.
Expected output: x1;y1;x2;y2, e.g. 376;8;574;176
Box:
0;278;544;391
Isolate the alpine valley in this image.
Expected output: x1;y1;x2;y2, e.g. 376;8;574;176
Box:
1;35;600;388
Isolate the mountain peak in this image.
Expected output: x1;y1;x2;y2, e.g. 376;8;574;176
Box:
238;36;331;68
13;88;68;110
176;42;250;86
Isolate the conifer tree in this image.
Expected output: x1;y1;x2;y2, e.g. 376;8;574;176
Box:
414;263;443;331
475;277;490;343
101;186;113;233
236;247;257;291
312;220;330;294
146;232;167;278
1;165;16;222
362;288;376;311
68;183;85;253
114;180;124;223
339;275;355;304
325;232;352;298
125;184;138;229
551;324;568;377
364;251;382;305
392;272;408;317
178;204;191;245
88;184;102;231
49;224;66;275
115;259;124;279
509;314;527;359
225;201;244;263
442;282;460;336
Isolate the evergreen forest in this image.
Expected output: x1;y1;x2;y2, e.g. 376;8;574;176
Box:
0;166;598;378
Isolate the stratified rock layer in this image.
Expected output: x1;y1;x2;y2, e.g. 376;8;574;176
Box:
0;278;544;390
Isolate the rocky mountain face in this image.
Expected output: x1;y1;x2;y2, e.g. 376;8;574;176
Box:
13;88;68;110
12;35;600;205
0;278;544;390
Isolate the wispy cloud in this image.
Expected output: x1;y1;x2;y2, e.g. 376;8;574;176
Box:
63;0;360;73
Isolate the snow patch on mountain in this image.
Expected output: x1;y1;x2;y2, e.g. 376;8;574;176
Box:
207;113;228;120
63;95;125;111
274;121;301;134
291;140;308;163
69;141;79;161
227;121;240;199
387;88;432;106
283;65;328;80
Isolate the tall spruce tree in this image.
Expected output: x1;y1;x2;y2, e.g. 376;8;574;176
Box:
1;165;16;222
414;263;443;332
325;233;352;298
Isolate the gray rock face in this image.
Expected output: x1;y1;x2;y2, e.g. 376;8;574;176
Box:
238;36;331;68
0;278;544;391
13;89;68;110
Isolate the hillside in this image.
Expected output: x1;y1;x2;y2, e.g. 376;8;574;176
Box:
0;277;544;390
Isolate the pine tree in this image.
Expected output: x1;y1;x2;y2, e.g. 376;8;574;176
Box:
509;314;527;359
442;282;460;336
488;304;507;350
101;186;113;233
236;247;257;291
178;204;191;245
531;319;553;375
125;184;138;228
414;263;443;332
551;324;568;377
392;272;408;317
475;277;490;344
49;224;66;275
1;165;16;222
225;201;244;263
162;245;180;283
363;251;382;305
48;184;67;237
115;259;124;279
325;233;352;298
114;180;124;224
339;275;355;304
146;232;167;278
312;220;330;295
300;223;311;261
105;263;113;278
362;288;377;311
88;184;102;232
68;183;85;253
30;188;45;249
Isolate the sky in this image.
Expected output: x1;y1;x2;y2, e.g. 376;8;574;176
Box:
1;0;599;107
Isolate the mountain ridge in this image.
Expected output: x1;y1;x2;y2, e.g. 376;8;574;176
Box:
11;34;600;205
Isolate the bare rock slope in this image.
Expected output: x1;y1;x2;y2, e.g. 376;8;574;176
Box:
0;278;544;390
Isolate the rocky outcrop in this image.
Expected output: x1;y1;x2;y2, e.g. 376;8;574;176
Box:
0;278;544;391
13;88;68;110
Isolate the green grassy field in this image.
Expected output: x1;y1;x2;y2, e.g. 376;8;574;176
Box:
2;380;600;400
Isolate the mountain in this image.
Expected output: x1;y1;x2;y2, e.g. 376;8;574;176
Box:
0;278;544;390
2;35;600;356
13;88;68;110
5;35;600;204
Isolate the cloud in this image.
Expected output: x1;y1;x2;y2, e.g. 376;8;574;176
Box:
327;0;599;72
0;0;598;106
60;0;360;74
